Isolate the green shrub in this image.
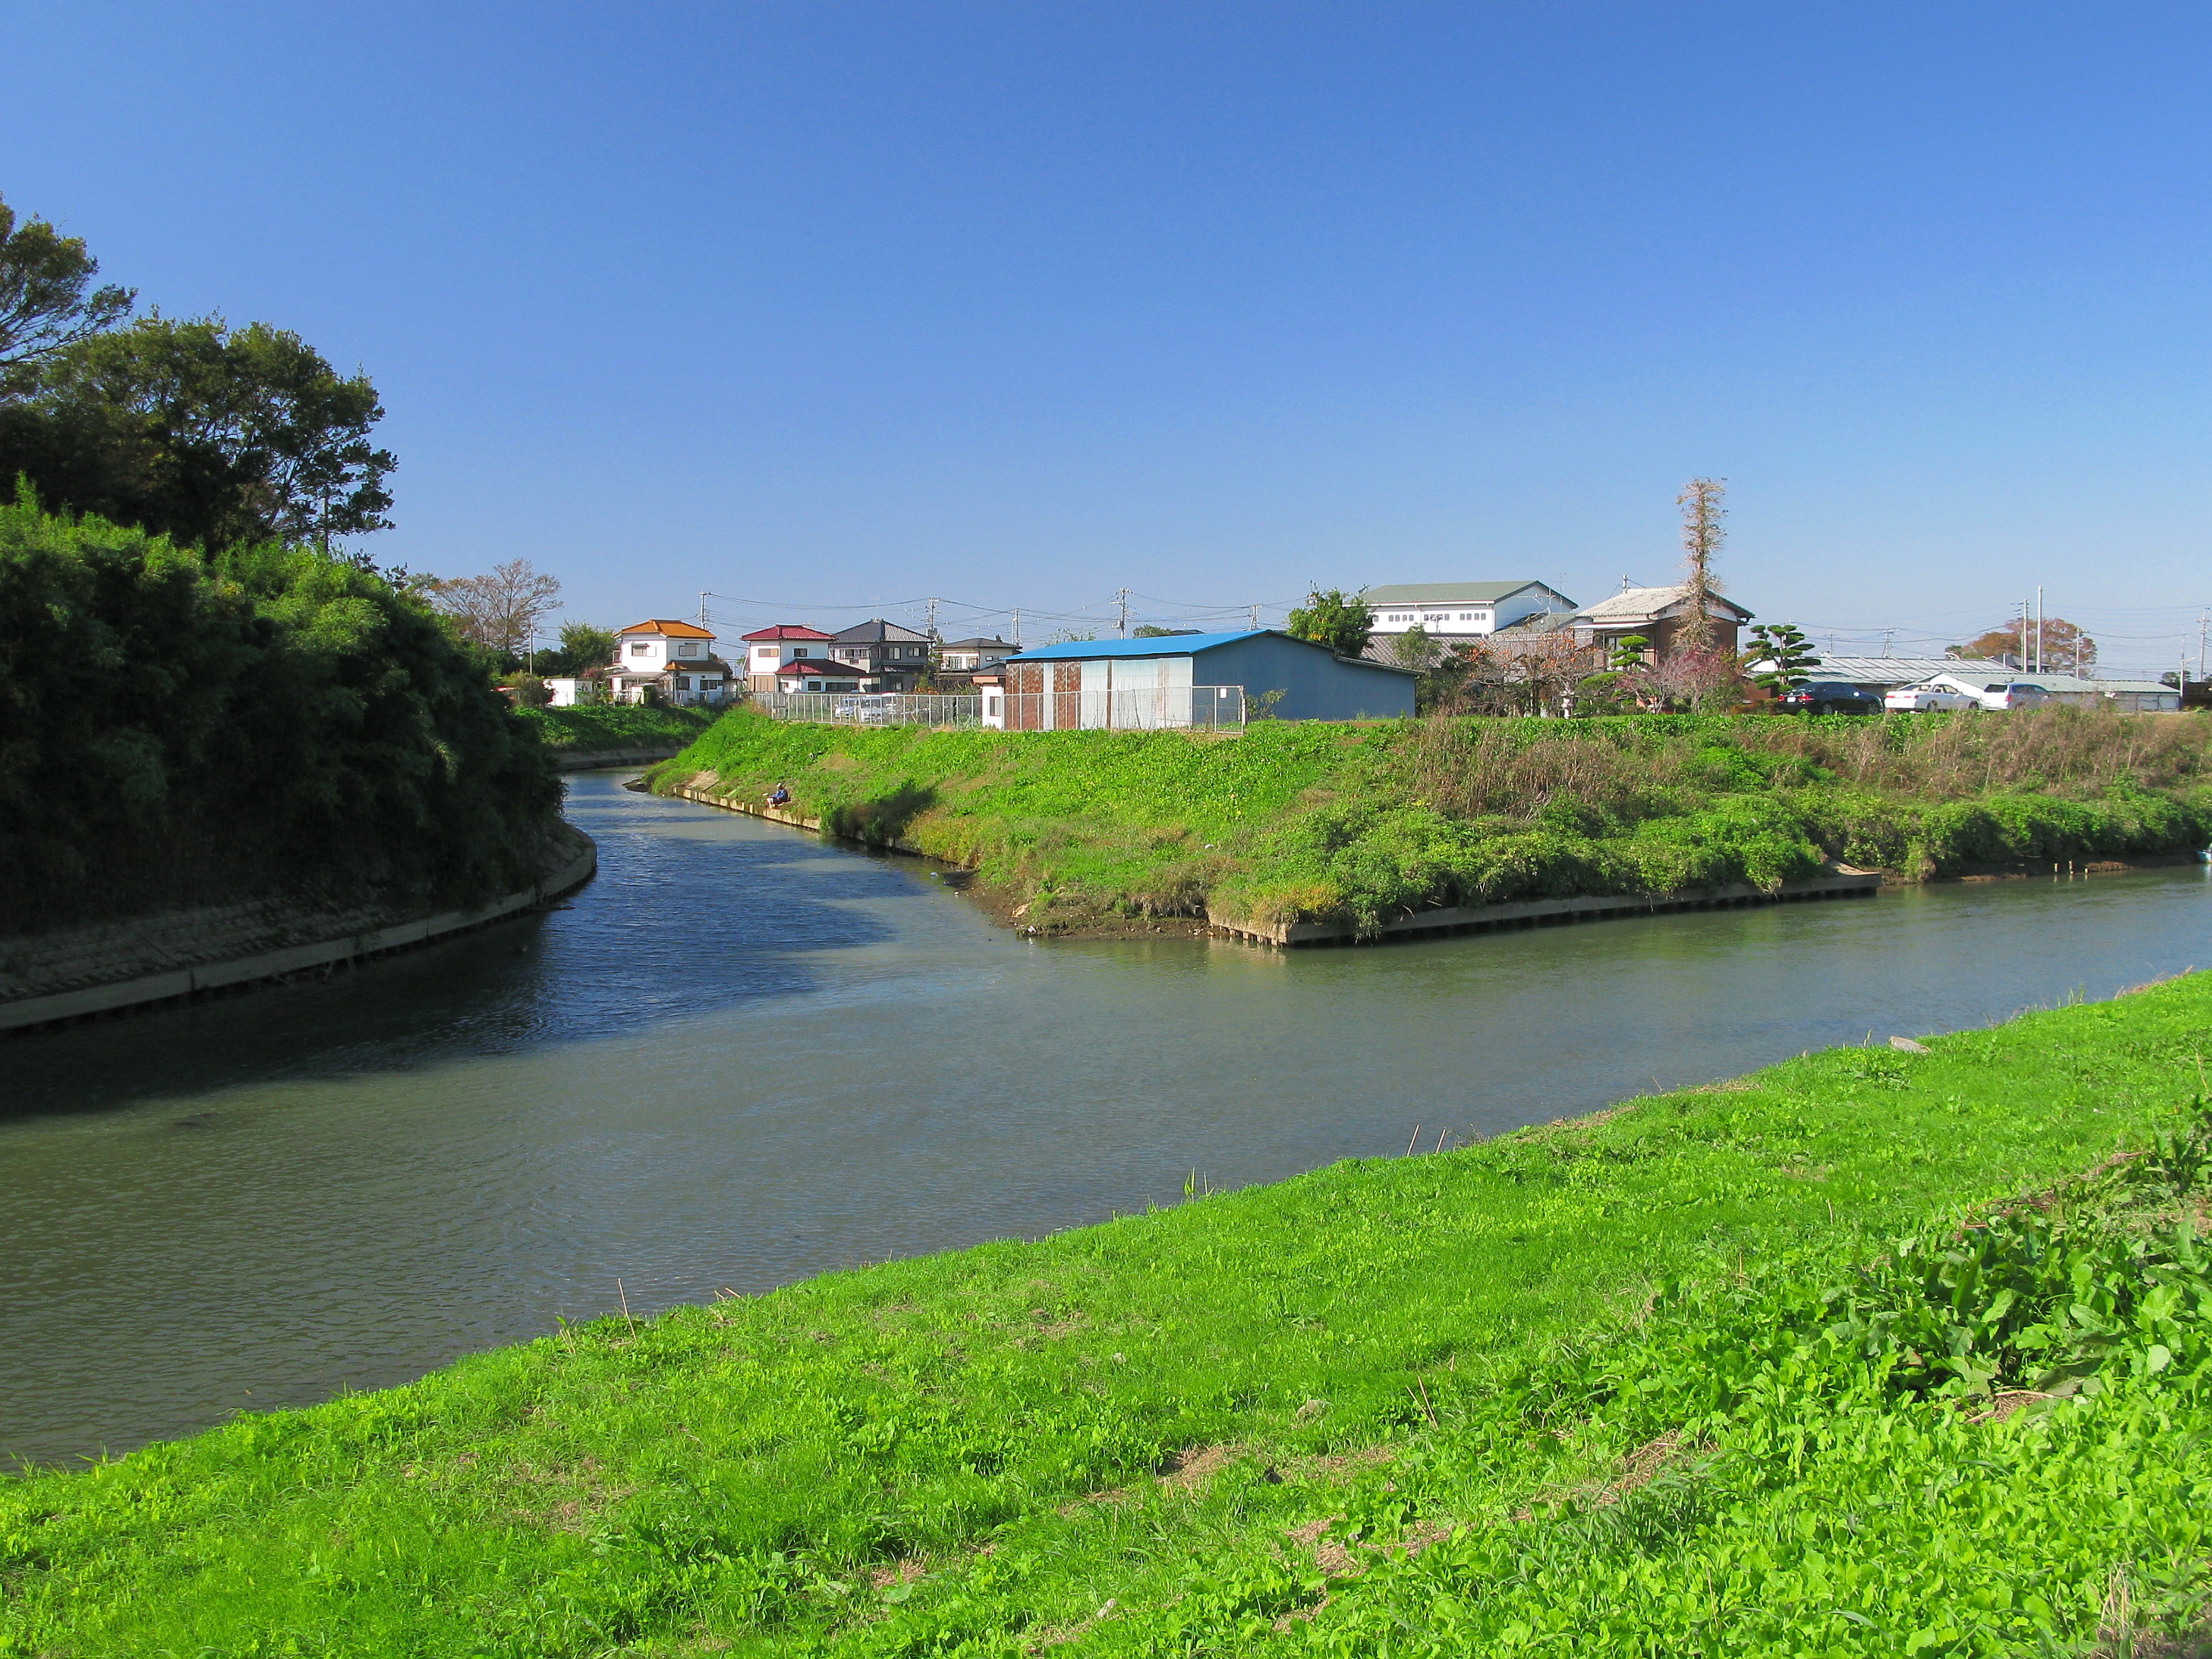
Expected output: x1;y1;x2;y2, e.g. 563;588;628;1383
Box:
0;500;562;931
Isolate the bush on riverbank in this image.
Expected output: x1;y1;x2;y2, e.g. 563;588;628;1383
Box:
6;974;2211;1653
653;708;2212;933
0;500;564;933
514;703;715;751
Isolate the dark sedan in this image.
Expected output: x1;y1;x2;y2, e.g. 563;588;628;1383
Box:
1773;681;1884;715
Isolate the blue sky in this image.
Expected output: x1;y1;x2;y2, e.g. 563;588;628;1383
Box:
6;3;2211;671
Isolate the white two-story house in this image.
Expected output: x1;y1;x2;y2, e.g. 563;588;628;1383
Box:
742;625;837;694
606;619;730;706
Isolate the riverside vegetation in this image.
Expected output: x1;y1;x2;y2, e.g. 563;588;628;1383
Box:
652;706;2212;935
5;974;2211;1653
0;498;564;934
518;704;717;755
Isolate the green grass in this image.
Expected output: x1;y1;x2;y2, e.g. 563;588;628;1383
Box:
7;975;2212;1654
650;708;2212;933
518;704;717;751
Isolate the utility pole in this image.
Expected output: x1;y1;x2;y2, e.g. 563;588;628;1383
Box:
699;592;708;628
1011;607;1021;648
2199;609;2206;680
924;596;939;642
1115;588;1128;636
1249;605;1259;630
2019;601;2029;672
1881;629;1895;659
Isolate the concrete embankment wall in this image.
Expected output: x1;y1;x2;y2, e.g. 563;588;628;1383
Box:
0;825;596;1035
549;745;690;771
1206;867;1883;946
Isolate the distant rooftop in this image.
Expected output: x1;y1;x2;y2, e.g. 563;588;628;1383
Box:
832;618;932;644
1364;581;1569;607
1005;629;1266;661
1572;584;1753;625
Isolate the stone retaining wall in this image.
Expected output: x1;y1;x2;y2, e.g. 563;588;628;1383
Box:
0;824;596;1034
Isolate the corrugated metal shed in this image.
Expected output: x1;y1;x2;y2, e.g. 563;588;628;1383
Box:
1007;629;1270;661
1796;655;2008;686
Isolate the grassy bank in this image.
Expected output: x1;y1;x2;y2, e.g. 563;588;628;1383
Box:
652;708;2212;933
6;977;2212;1654
517;704;716;751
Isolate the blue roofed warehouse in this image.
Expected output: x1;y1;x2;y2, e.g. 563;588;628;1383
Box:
987;630;1418;730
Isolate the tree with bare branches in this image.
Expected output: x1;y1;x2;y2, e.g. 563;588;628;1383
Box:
425;559;563;660
1676;477;1726;652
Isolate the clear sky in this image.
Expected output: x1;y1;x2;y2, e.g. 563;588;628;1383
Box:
6;3;2210;672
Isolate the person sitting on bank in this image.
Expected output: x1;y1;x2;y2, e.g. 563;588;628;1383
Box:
765;782;792;807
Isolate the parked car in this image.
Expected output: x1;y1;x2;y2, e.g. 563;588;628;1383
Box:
1976;681;2052;711
1885;681;1981;713
1774;681;1884;715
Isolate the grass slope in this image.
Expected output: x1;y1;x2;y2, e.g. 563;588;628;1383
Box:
6;976;2212;1654
518;705;716;751
652;708;2212;933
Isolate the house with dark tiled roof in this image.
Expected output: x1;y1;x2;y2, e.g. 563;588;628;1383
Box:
829;619;933;689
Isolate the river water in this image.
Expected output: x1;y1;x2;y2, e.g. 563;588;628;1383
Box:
3;772;2208;1465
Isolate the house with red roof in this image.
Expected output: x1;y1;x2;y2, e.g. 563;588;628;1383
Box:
741;625;836;694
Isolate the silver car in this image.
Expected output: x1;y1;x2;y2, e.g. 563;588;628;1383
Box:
1884;681;1981;712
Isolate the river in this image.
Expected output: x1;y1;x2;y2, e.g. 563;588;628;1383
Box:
3;771;2208;1466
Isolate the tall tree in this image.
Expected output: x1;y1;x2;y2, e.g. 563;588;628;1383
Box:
538;621;618;676
1676;477;1727;652
0;193;133;385
1952;618;2097;672
0;315;395;554
426;560;564;659
1285;588;1375;657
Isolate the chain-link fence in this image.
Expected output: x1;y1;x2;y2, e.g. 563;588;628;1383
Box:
752;691;985;727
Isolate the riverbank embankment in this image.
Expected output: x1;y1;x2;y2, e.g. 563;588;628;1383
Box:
650;706;2212;940
518;703;716;771
7;971;2209;1653
0;823;596;1034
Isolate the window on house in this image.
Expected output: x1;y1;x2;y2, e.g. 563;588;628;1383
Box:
678;642;698;657
794;647;809;657
629;642;650;655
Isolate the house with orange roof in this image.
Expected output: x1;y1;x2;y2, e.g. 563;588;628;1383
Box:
598;618;732;707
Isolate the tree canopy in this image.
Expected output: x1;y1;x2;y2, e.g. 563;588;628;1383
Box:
425;560;565;659
0;496;559;932
1285;588;1374;657
1746;623;1822;694
537;621;618;677
0;315;395;554
0;192;133;385
1954;618;2097;672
